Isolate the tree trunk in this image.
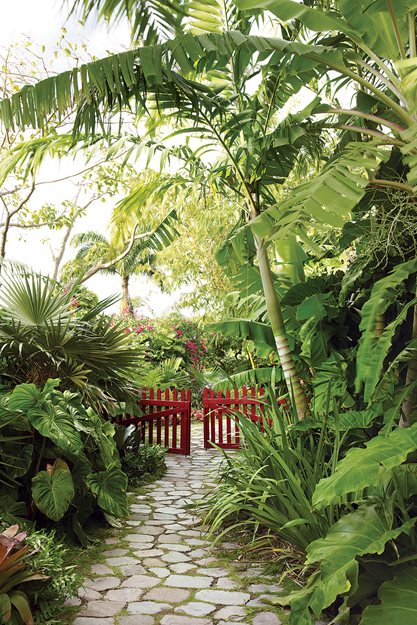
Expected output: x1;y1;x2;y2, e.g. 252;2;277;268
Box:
120;275;133;314
253;231;309;419
0;212;11;274
51;224;73;282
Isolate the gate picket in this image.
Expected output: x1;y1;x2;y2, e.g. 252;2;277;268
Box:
113;387;191;455
113;386;265;454
202;386;266;449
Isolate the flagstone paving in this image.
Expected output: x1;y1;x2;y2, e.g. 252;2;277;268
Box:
69;425;318;625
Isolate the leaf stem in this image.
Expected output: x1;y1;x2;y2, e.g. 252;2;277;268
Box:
334;124;405;147
309;54;414;125
409;12;417;57
325;108;405;133
387;0;407;59
368;178;414;193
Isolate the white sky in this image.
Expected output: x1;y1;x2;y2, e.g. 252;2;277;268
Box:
0;0;185;316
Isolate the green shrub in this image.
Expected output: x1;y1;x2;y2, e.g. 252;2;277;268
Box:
24;529;81;623
277;423;417;625
123;444;166;486
203;392;417;624
202;396;343;551
0;379;129;544
0;268;140;411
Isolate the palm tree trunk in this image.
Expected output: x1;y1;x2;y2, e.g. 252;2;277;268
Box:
253;232;309;419
120;275;133;315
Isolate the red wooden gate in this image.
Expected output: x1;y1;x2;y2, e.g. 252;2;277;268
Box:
115;388;191;455
203;387;265;449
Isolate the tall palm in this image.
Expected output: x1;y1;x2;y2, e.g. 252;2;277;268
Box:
69;231;158;313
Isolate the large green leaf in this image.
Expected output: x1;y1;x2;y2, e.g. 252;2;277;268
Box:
312;354;354;413
208;319;275;356
8;384;42;412
0;32;348;134
362;298;417;403
238;0;417;59
212;366;283;391
1;443;33;478
328;410;377;431
27;405;83;455
32;461;75;521
361;564;417;625
87;465;128;518
284;506;415;625
313;423;417;508
355;258;417;396
251;142;388;241
296;293;330;322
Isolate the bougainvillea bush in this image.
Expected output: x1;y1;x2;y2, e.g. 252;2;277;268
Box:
113;311;251;401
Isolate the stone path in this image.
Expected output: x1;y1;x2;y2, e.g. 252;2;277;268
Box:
70;425;287;625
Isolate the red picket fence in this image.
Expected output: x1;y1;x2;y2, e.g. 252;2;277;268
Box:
114;388;191;455
202;387;266;449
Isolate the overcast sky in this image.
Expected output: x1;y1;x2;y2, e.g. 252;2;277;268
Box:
1;1;184;315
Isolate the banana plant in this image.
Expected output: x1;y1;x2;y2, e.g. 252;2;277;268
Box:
236;0;417;422
0;2;332;417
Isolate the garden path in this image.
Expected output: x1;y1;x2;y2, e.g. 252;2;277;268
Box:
70;424;322;625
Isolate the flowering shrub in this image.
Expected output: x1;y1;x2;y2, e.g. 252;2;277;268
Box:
114;312;214;371
111;311;254;405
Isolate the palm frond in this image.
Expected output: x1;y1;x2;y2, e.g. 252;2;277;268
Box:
0;270;72;326
0;32;348;135
251;142;390;241
69;0;187;45
0;267;139;406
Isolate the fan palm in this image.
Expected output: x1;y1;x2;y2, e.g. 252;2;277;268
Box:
0;267;140;408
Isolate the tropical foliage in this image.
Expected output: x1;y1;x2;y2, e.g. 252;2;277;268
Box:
0;266;140;409
0;378;128;543
4;0;417;623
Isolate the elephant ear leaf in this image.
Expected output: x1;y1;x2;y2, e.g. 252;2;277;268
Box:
8;383;41;412
313;423;417;508
87;465;128;518
32;459;74;521
26;405;83;455
361;564;417;625
282;506;415;624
